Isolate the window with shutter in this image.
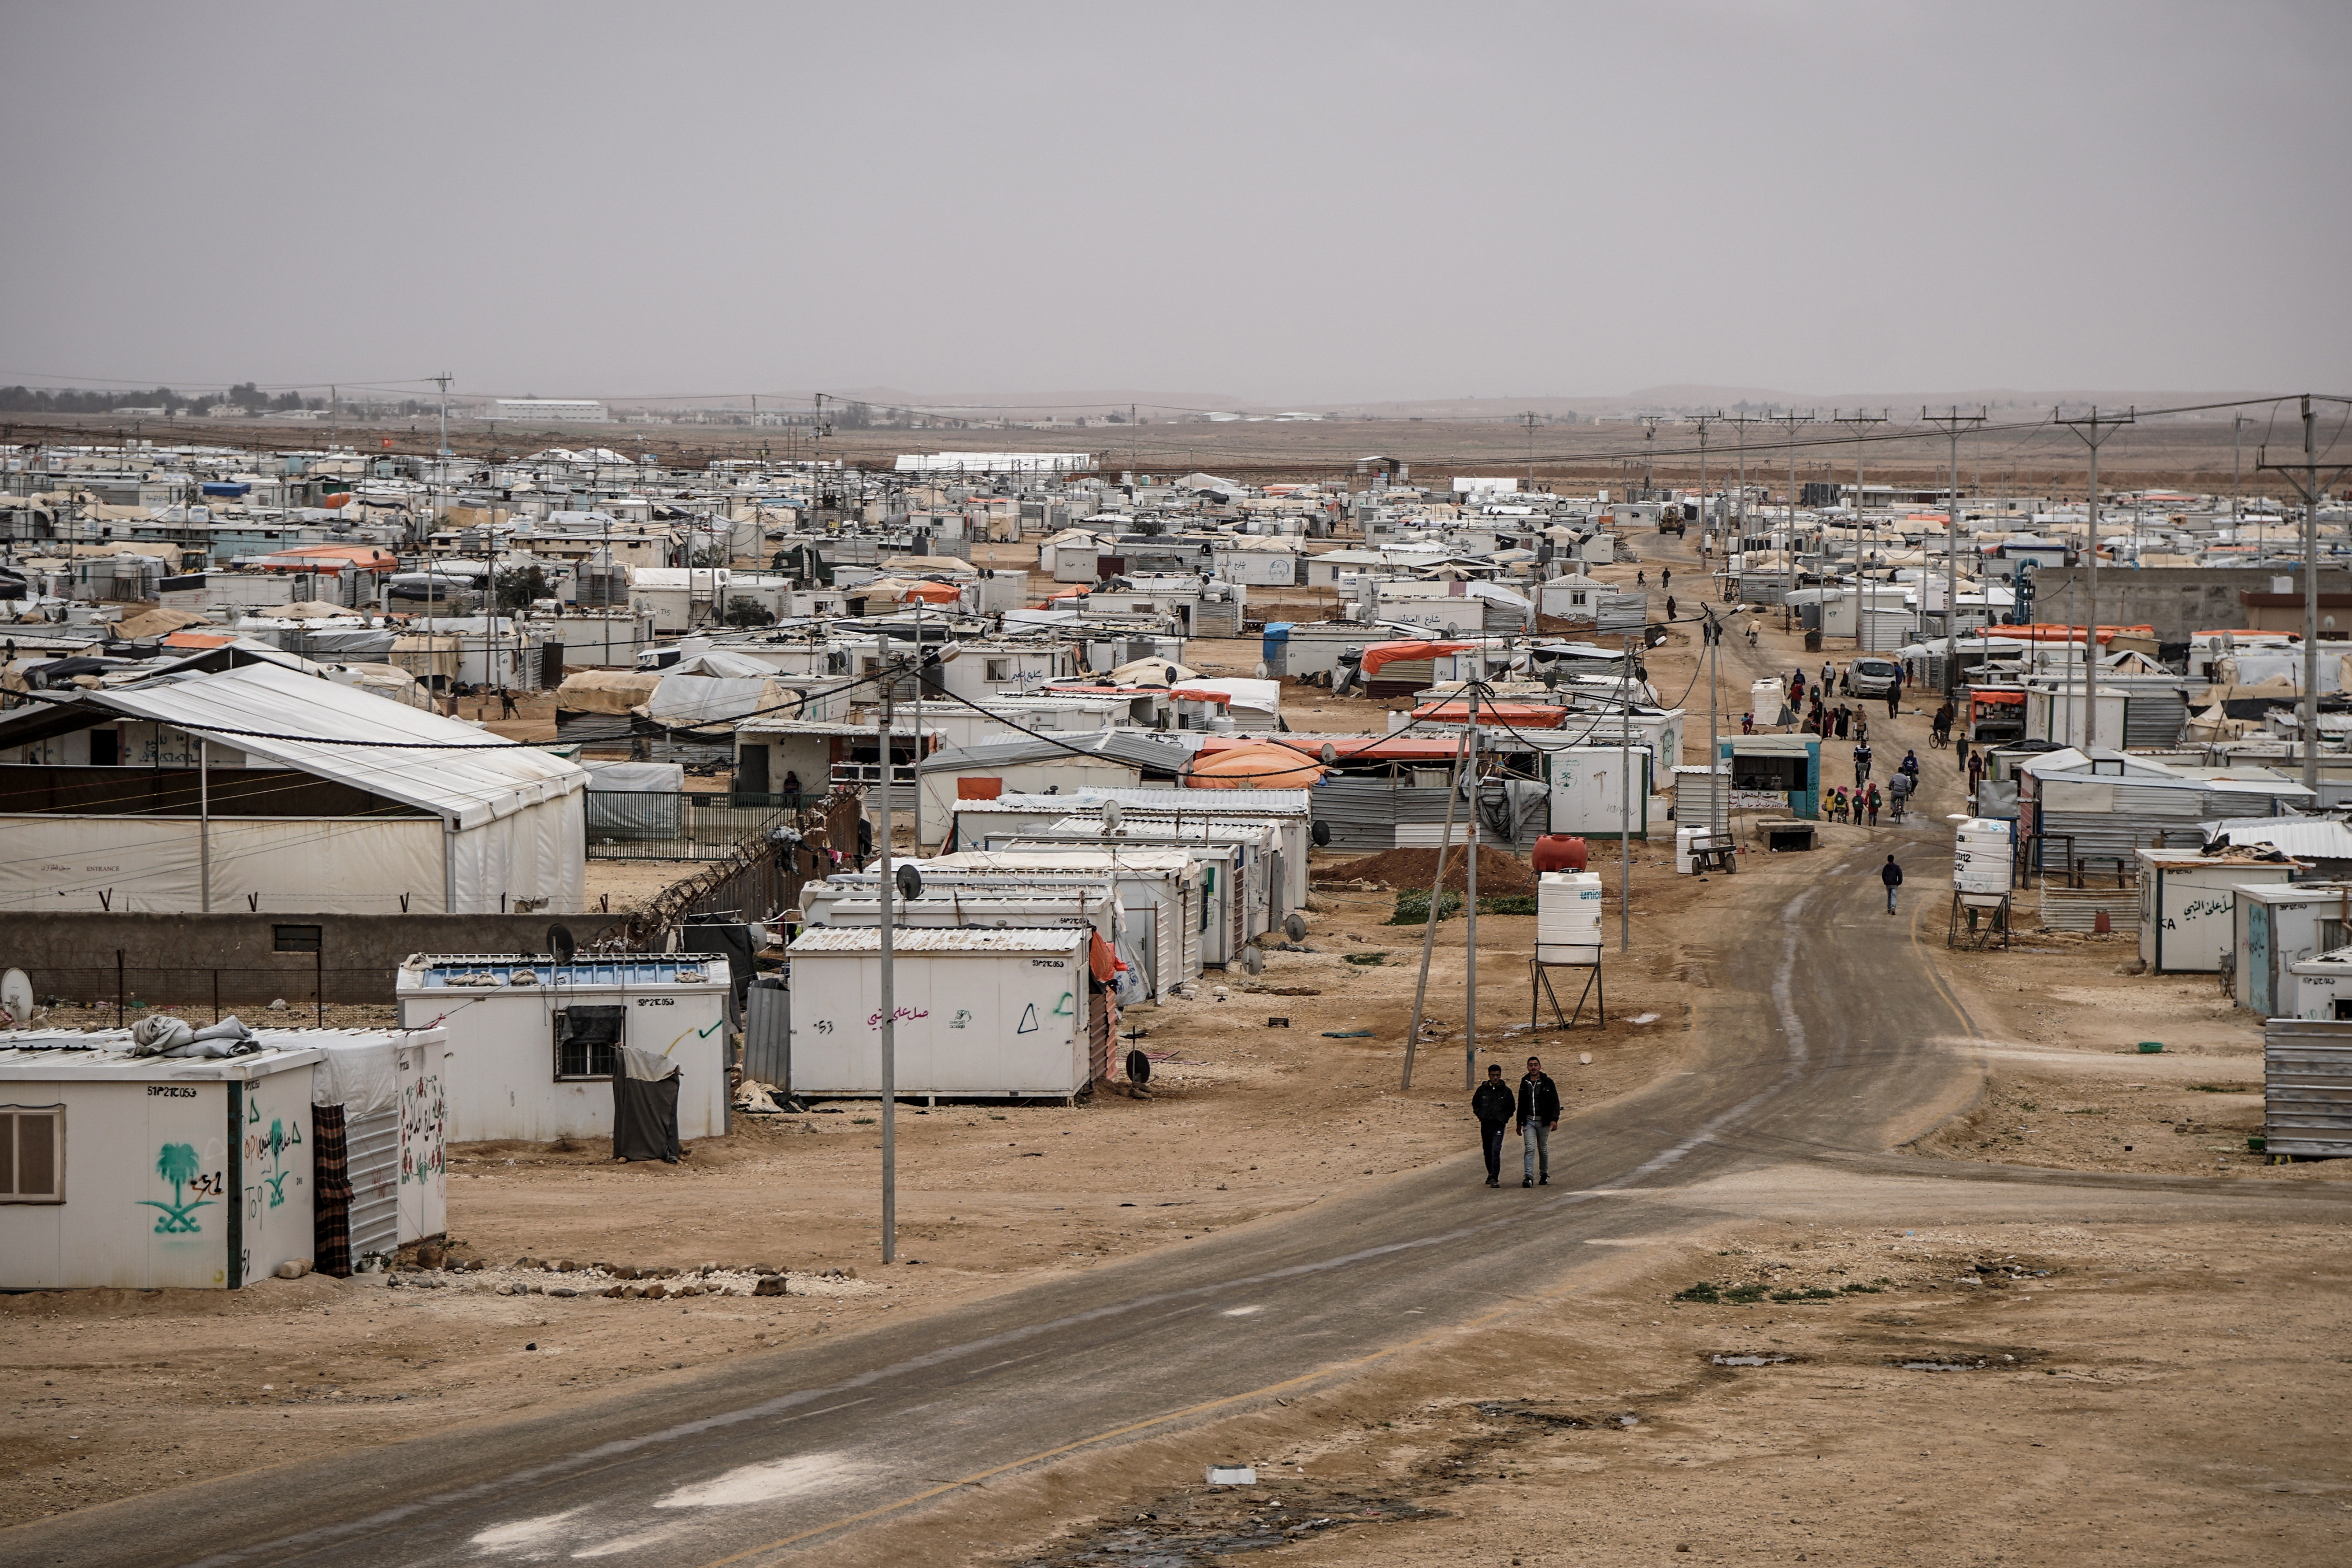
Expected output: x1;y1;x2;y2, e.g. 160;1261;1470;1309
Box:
1;1106;65;1203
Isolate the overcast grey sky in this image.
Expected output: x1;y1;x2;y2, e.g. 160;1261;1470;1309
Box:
2;1;2344;407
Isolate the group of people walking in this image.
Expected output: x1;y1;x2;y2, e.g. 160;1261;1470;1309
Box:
1472;1057;1562;1188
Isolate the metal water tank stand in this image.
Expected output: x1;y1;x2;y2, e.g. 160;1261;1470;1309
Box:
1529;958;1605;1032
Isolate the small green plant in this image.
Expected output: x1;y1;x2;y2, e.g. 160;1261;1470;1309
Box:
1342;952;1389;967
1723;1282;1769;1304
1672;1281;1722;1304
1839;1282;1883;1294
852;1117;876;1125
1770;1287;1838;1303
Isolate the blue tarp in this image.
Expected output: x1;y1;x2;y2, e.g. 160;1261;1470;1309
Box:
200;482;251;497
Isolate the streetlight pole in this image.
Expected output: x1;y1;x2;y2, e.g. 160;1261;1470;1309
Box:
1832;411;1887;651
2057;406;2135;753
2256;396;2352;796
1772;412;1813;629
1924;407;1986;694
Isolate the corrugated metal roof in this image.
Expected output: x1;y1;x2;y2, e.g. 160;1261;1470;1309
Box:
74;662;583;829
995;786;1313;815
920;730;1198;774
399;955;726;989
786;927;1088;954
2199;817;2352;860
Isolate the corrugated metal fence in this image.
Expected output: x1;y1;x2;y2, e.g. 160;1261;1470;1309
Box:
2263;1019;2352;1158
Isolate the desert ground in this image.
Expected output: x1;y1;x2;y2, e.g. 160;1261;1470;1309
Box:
4;526;2348;1565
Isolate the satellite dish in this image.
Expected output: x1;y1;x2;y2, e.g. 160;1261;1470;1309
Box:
0;968;31;1029
1319;743;1338;766
1284;912;1309;944
1101;799;1124;833
895;861;924;902
1125;1047;1152;1086
547;925;576;965
1312;820;1332;847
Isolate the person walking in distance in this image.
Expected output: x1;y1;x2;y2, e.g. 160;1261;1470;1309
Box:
1881;853;1904;914
1518;1056;1561;1187
1853;740;1873;787
1886;680;1901;719
1472;1064;1515;1189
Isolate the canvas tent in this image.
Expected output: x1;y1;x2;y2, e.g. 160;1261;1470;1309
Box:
0;661;586;913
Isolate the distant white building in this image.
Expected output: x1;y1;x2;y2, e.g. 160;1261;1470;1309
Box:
491;398;609;423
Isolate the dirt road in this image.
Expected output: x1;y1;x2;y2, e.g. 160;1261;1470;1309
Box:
10;772;2345;1565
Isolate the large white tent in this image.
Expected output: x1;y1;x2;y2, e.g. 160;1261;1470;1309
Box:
0;661;585;913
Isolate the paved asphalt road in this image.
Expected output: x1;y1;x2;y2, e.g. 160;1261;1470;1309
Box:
12;824;2346;1568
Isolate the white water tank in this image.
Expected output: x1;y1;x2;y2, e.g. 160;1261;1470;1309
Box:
1953;816;2013;893
1537;871;1603;964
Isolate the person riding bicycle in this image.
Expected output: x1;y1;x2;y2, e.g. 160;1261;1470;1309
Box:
1899;749;1921;785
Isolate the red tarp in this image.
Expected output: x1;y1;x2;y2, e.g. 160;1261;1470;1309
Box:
1358;640;1476;675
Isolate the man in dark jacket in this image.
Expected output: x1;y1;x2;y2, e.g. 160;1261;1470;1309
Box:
1881;853;1903;914
1472;1064;1515;1188
1518;1056;1562;1187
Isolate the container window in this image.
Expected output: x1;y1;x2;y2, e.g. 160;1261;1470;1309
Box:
273;924;323;953
554;1005;627;1080
0;1106;64;1203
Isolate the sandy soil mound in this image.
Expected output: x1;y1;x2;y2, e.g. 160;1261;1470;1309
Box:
1312;845;1536;894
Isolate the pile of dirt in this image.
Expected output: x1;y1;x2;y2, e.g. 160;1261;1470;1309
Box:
1312;844;1536;894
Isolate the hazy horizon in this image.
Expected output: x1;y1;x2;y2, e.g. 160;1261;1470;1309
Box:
3;2;2345;405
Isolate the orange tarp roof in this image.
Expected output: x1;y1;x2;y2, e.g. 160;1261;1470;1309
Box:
1359;639;1476;675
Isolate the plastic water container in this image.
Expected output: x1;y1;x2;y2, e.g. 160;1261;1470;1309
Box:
1537;871;1604;963
1532;834;1589;874
1674;826;1701;875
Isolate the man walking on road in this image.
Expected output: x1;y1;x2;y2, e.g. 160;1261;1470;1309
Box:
1881;853;1904;914
1518;1056;1561;1187
1472;1064;1514;1189
1853;740;1873;786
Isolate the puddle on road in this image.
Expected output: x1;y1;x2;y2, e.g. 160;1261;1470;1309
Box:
1709;1353;1793;1367
1900;1360;1990;1371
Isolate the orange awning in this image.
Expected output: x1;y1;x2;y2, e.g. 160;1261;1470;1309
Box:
1185;742;1327;790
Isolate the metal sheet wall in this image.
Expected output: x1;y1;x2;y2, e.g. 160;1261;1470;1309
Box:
2264;1019;2352;1156
346;1108;400;1263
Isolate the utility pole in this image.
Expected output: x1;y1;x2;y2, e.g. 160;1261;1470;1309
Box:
1723;412;1766;556
1923;407;1986;694
2257;396;2352;795
1618;636;1634;953
1702;606;1725;839
2232;412;2246;522
2057;406;2135;751
1640;417;1662;498
1772;412;1813;624
875;625;898;1264
431;373;452;457
1463;682;1479;1090
1688;412;1719;569
1520;410;1541;487
1832;411;1887;650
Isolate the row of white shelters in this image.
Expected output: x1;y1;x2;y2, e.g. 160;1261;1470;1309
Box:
0;661;586;913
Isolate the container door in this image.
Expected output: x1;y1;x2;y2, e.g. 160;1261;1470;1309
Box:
2250;902;2274;1015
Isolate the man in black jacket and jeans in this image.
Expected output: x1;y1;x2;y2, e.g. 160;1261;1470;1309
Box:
1472;1063;1515;1188
1518;1056;1562;1187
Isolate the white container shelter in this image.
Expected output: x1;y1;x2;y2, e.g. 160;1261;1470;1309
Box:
786;926;1103;1099
2231;881;2352;1016
394;955;731;1143
926;849;1205;996
2135;851;2298;974
0;1033;320;1290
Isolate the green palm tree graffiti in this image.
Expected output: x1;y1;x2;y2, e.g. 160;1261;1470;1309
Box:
139;1142;213;1234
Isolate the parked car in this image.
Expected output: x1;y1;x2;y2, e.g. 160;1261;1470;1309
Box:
1845;656;1902;697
